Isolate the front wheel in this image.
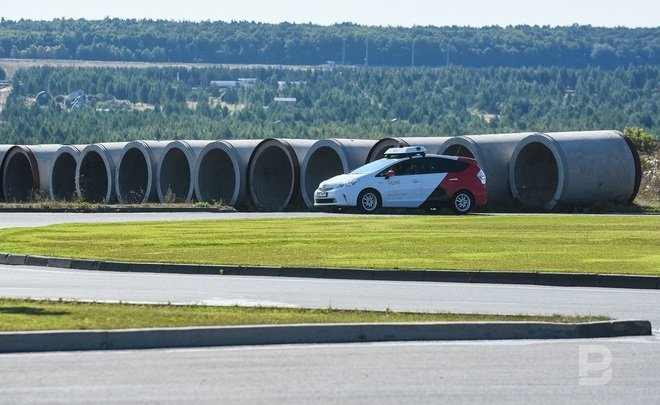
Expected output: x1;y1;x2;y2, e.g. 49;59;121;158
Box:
452;191;474;214
357;189;380;214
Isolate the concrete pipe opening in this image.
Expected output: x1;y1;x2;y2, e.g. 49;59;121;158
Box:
301;146;344;207
77;143;127;204
196;148;236;205
442;144;475;159
77;151;109;203
0;145;12;201
117;147;150;204
366;138;407;162
50;150;78;200
2;147;37;202
249;140;300;211
366;137;448;162
158;147;192;203
511;142;560;210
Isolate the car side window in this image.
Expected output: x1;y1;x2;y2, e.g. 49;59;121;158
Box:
419;157;468;174
378;159;417;177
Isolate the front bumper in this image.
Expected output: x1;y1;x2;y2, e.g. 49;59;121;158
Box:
313;188;356;207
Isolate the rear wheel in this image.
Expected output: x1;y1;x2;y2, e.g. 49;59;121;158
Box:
357;189;380;214
452;191;474;214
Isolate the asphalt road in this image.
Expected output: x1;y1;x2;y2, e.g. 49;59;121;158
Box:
1;337;659;404
2;265;660;326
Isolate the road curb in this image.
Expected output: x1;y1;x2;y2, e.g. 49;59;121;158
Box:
0;320;650;353
3;252;659;290
0;207;234;213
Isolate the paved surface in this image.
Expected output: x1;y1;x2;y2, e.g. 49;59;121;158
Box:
0;211;340;229
1;212;659;403
1;337;658;404
2;265;660;327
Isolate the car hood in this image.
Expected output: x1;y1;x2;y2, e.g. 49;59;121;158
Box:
318;173;364;189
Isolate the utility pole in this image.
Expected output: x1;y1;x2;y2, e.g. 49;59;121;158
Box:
412;38;416;67
342;37;346;65
364;38;368;67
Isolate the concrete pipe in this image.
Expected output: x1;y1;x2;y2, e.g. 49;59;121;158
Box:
300;138;378;208
0;144;13;201
248;138;316;211
157;140;213;203
76;142;128;203
195;140;261;208
366;137;449;162
440;133;535;209
1;144;61;202
116;140;170;204
509;130;642;211
49;144;86;201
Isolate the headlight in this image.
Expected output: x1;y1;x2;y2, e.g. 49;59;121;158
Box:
321;179;358;191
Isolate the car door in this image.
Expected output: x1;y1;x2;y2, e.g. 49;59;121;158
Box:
377;158;421;207
418;157;451;207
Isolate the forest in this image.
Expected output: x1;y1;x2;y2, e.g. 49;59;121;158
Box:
1;64;658;145
0;19;659;68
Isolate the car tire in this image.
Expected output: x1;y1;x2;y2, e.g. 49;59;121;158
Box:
357;189;380;214
452;190;474;214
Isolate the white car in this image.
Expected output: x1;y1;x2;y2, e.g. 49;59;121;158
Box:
314;146;488;214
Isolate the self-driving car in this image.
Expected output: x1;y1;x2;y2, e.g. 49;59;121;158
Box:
314;146;487;214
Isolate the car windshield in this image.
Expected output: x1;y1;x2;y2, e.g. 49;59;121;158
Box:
350;158;397;174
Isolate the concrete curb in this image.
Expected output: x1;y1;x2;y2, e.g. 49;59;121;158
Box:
2;252;659;290
0;320;651;353
0;207;235;213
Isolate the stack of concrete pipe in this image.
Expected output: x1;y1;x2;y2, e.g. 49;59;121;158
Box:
0;130;642;211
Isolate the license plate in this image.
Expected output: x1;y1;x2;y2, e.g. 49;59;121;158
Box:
316;192;328;198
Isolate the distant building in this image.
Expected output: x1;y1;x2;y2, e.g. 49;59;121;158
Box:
211;78;257;88
210;80;238;88
274;97;297;104
67;89;85;104
277;81;305;91
35;91;52;105
71;95;87;109
238;78;257;87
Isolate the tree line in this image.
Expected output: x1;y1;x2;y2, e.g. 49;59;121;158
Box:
0;19;659;68
0;64;657;145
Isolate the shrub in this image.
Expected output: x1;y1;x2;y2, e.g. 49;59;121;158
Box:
624;127;658;153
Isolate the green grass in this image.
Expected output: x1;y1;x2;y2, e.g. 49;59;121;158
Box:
0;299;608;331
0;215;658;275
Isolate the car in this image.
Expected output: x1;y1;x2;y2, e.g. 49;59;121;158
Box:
314;146;487;214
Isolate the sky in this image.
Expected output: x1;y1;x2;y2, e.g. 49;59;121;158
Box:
2;0;658;27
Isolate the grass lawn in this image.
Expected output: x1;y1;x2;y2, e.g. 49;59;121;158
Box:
0;215;658;275
0;299;608;331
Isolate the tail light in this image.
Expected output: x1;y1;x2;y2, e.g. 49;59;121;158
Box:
477;169;486;185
